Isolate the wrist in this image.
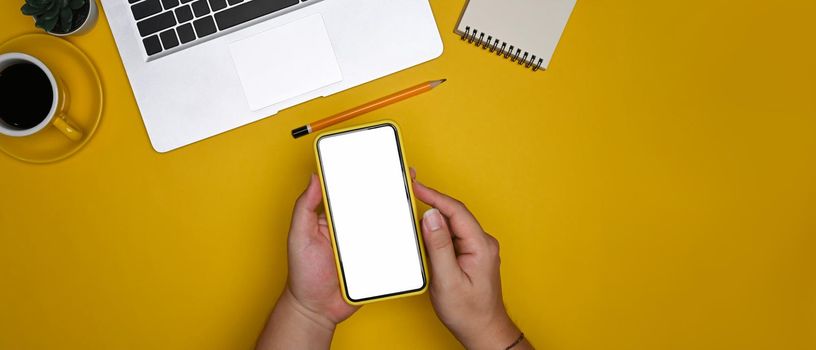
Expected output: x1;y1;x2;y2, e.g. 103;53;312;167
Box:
458;312;521;350
278;288;338;333
256;289;336;350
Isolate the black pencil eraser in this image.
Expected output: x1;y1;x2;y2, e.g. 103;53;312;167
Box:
292;126;310;139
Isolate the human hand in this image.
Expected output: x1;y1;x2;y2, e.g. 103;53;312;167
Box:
256;174;359;350
411;169;531;350
284;173;359;326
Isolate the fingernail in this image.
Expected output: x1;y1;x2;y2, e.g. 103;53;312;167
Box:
423;208;443;231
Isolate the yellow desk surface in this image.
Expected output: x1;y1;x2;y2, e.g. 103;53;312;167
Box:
1;1;814;349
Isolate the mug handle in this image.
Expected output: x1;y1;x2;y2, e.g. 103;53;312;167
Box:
51;113;83;142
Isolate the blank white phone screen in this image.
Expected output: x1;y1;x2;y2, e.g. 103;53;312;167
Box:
317;125;425;301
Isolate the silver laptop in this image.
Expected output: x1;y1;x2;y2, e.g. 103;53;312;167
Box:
100;0;443;152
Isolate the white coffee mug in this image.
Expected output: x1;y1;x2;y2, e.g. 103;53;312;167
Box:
0;52;83;141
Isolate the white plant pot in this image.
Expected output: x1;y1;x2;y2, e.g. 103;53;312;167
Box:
47;0;98;37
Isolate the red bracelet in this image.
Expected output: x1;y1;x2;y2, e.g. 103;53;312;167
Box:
505;332;525;350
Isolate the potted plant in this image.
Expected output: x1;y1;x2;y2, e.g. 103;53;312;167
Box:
21;0;98;36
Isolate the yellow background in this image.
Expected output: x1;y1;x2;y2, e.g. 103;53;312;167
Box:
1;0;814;349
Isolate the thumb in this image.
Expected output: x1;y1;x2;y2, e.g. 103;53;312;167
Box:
421;208;463;283
291;174;322;232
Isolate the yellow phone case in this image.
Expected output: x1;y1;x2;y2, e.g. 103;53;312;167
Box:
313;120;429;306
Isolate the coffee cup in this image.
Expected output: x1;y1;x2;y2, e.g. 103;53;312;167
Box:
0;52;83;141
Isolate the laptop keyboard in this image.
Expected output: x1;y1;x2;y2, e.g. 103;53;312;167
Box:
129;0;313;57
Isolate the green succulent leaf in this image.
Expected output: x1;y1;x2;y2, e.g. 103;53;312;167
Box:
35;14;58;32
42;0;57;11
22;2;39;11
21;3;43;15
70;0;85;10
59;7;72;32
27;0;51;9
42;1;61;20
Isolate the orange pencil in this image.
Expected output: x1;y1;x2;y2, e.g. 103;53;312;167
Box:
291;79;446;139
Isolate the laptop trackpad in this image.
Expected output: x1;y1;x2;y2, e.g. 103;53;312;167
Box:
229;14;343;111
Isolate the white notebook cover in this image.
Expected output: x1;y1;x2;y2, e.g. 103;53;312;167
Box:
455;0;576;71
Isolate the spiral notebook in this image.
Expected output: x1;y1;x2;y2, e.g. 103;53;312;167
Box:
455;0;577;72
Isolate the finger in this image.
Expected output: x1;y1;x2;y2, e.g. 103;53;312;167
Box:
290;174;322;232
412;180;485;242
483;232;501;263
317;213;331;240
421;208;464;282
409;167;416;180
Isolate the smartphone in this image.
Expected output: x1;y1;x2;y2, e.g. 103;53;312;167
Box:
314;121;428;305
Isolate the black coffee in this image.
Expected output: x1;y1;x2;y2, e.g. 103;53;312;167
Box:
0;62;54;130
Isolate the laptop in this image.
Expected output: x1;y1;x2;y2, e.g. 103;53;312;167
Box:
100;0;443;152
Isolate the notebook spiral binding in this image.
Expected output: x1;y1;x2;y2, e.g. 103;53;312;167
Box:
460;26;543;72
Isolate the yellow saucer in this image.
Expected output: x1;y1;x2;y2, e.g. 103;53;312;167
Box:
0;33;103;164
